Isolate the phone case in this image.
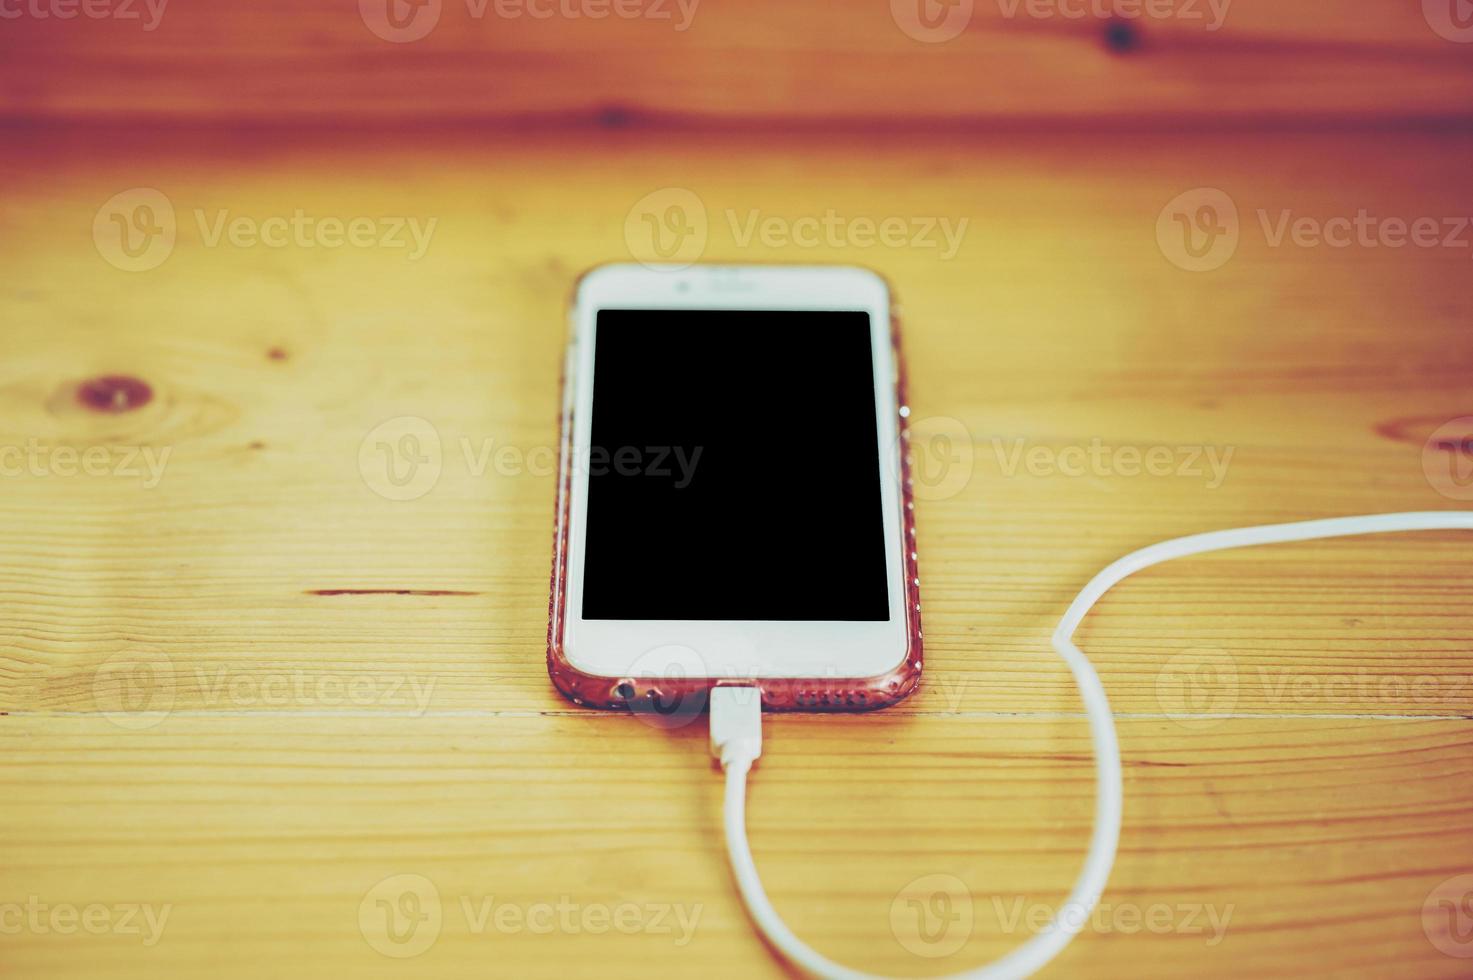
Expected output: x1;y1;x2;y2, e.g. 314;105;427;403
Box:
546;299;923;713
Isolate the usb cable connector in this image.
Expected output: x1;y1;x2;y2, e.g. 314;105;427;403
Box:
708;685;762;771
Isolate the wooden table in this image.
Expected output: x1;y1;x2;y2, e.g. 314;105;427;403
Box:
1;108;1471;980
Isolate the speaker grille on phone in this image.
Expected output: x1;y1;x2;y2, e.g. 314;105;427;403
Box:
793;690;872;709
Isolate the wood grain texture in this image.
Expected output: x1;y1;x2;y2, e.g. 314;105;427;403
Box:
2;0;1473;124
0;715;1469;978
0;125;1471;977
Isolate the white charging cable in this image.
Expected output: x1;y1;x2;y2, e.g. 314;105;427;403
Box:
709;511;1473;979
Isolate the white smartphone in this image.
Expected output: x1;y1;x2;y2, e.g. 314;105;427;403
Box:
547;264;923;712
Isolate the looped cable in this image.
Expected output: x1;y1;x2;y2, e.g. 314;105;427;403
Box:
715;511;1473;979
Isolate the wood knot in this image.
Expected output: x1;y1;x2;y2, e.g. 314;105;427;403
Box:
76;375;153;414
1102;18;1141;54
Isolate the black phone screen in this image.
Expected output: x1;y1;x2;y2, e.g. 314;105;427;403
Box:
580;309;891;622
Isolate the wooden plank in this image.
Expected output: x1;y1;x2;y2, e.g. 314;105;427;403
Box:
1;0;1472;124
1;128;1469;723
0;714;1467;978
